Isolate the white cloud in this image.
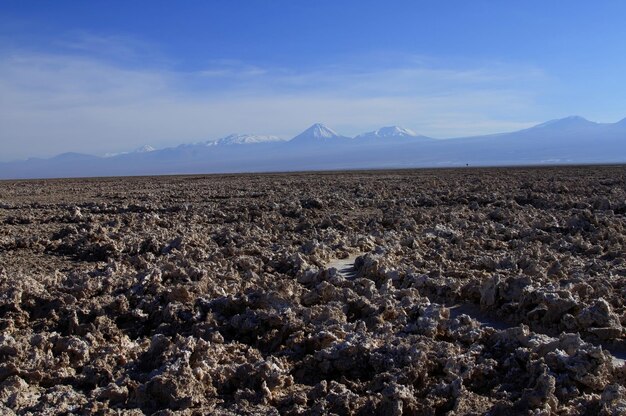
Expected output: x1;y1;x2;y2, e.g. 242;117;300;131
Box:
0;47;548;161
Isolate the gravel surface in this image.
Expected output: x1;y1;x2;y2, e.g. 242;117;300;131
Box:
1;167;626;415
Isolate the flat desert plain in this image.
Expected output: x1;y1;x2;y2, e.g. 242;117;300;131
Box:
1;166;626;415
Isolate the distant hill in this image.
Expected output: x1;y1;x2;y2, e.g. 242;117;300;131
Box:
1;117;626;179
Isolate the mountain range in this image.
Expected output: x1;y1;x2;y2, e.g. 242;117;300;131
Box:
1;116;626;179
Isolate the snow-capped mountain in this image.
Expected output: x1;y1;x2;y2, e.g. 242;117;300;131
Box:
104;144;155;157
135;145;156;152
207;133;285;146
2;116;626;179
355;126;430;140
289;123;351;144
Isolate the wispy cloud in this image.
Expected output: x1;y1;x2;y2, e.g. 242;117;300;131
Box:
0;37;549;161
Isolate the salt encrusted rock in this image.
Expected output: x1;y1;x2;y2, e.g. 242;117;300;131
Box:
588;327;623;341
578;299;622;329
52;336;91;366
480;275;500;306
601;384;626;415
0;335;18;357
520;362;559;411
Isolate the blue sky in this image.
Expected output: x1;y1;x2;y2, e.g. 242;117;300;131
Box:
1;1;626;160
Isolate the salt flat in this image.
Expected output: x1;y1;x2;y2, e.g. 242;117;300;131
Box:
1;166;625;414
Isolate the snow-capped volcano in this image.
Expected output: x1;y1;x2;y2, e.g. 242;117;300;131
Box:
103;144;155;157
135;145;156;153
207;134;285;146
356;126;427;140
289;123;350;143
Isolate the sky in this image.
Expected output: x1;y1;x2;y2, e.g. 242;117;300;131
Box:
1;1;626;161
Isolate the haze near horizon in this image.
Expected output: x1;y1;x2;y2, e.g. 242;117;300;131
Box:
1;1;626;163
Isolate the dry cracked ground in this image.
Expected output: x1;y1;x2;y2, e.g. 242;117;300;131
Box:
1;166;626;415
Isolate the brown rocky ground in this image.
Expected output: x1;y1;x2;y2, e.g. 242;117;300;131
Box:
1;166;626;415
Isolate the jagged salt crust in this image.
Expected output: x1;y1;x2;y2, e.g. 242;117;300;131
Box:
0;167;625;414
